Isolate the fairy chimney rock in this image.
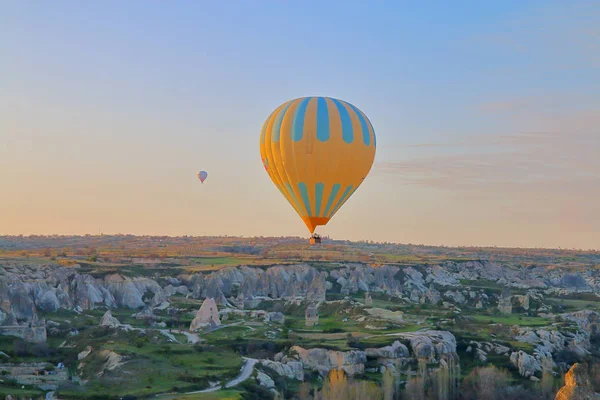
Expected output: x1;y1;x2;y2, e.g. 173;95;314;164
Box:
190;298;221;331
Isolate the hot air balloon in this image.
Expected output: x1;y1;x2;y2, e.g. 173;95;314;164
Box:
260;96;376;243
197;171;208;184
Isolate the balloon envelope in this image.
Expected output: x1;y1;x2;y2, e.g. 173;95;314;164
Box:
260;96;376;233
197;171;208;183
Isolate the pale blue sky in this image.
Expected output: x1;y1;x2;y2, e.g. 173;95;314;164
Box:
1;1;599;248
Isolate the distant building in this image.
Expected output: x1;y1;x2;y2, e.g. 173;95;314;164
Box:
305;303;319;327
498;287;512;315
365;292;373;307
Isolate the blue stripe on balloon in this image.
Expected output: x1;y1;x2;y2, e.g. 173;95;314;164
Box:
333;186;358;217
275;183;286;196
328;185;353;218
316;97;330;142
271;101;294;142
331;98;353;144
285;183;305;216
298;182;312;216
347;103;370;146
322;183;341;217
292;98;311;142
285;182;305;216
315;182;324;217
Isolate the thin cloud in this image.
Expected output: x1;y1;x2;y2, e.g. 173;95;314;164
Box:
469;2;600;70
375;106;600;195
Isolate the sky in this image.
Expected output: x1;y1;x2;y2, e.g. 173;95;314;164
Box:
1;1;599;249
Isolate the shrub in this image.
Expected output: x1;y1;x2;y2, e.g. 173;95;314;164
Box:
459;366;510;400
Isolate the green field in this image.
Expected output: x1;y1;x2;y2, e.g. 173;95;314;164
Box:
470;314;551;326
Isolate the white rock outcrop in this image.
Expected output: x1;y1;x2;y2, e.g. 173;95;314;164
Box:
99;310;121;328
189;298;221;330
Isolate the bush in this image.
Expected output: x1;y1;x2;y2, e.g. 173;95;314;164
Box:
346;333;360;348
459;366;510;400
193;343;204;353
555;348;585;364
239;380;275;400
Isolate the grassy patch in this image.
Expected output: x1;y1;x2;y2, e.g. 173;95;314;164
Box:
169;391;243;399
470;315;551;327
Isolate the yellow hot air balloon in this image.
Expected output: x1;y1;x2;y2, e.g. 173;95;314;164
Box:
260;96;376;237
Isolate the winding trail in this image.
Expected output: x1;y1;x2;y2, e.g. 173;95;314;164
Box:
170;329;201;344
225;358;258;388
186;357;258;394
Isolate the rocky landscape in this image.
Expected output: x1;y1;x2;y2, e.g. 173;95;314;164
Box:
0;235;598;399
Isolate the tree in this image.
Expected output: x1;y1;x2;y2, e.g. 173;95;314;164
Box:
404;376;426;400
459;366;509;400
589;362;600;393
321;368;348;400
540;357;555;399
346;333;360;348
317;369;383;400
298;382;313;400
382;368;395;400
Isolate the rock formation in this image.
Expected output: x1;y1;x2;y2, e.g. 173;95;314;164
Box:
509;350;542;378
256;370;275;389
99;310;121;328
365;340;409;364
134;305;155;320
498;287;512;314
364;291;373;307
288;332;458;378
265;312;285;324
289;346;367;376
260;359;304;381
189;298;220;330
305;304;319;327
0;260;597;320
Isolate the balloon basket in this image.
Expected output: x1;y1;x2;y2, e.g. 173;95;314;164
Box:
309;234;321;245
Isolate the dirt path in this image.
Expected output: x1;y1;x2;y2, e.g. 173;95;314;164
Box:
225;357;257;388
170;329;201;344
186;357;257;394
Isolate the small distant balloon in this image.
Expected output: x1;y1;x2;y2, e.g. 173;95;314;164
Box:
197;171;208;184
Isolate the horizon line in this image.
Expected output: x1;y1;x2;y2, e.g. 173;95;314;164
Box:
1;233;598;253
